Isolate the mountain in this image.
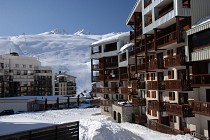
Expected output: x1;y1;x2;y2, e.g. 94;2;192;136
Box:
73;29;93;36
0;30;118;94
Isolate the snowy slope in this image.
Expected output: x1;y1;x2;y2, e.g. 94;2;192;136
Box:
0;29;119;94
0;108;196;140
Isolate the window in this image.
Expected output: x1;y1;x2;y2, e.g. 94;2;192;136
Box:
168;70;174;79
23;65;26;68
151;110;157;117
151;91;156;98
182;0;190;8
147;91;150;97
167;49;173;57
151;73;155;80
24;70;27;75
15;64;19;68
146;74;150;80
104;107;109;112
29;65;32;68
17;70;21;75
170;115;176;123
169;92;175;100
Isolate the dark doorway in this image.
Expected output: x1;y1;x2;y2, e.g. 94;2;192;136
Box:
158;72;164;90
208;120;210;137
206;89;210;102
157;53;163;68
118;113;121;123
179;93;188;104
113;111;116;120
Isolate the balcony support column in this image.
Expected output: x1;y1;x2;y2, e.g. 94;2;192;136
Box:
154;28;157;51
176;16;181;43
145;34;148;72
134;12;138;74
103;57;106;86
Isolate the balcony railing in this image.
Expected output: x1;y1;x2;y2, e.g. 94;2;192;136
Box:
136;45;145;54
189;101;210;116
132;97;146;106
156;31;177;48
100;100;112;106
148;101;167;111
92;87;118;94
148;120;184;135
166;103;194;117
147;59;164;70
164;55;186;68
147;81;158;90
137;63;146;72
134;114;147;124
191;74;210;86
105;62;118;68
165;79;190;91
118;87;129;95
155;4;174;20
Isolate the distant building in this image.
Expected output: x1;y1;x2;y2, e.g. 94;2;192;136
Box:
54;71;76;96
0;52;53;97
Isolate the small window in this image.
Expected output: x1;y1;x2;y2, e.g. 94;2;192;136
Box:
151;91;156;98
151;73;155;80
170;115;176;123
29;65;32;68
169;92;175;100
23;65;26;68
168;70;174;79
146;74;150;80
147;91;150;97
182;0;190;8
15;64;19;68
104;107;109;112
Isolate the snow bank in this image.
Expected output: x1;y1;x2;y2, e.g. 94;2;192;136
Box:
0;108;196;140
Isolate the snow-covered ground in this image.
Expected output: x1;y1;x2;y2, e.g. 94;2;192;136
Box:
0;108;196;140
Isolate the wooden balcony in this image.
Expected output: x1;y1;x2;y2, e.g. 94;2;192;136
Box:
92;87;118;94
165;80;190;91
100;100;112;106
134;114;147;124
105;62;118;68
156;31;177;48
189;101;210;116
91;99;100;106
164;55;186;68
166;103;194;117
132;97;146;106
118;87;129;95
191;74;210;87
148;101;167;111
137;63;146;72
120;73;129;80
147;40;154;50
155;3;173;20
148;120;184;135
136;45;145;55
147;81;158;90
147;59;164;70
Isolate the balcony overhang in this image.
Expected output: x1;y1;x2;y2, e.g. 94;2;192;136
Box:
187;20;210;36
126;0;142;25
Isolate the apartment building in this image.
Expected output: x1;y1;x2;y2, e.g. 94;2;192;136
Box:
186;17;210;138
125;0;210;138
0;52;53;97
90;33;130;116
54;71;77;96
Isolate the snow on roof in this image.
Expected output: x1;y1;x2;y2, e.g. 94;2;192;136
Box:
187;15;210;35
91;32;129;46
119;43;134;53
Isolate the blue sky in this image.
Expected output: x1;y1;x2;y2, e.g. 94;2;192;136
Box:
0;0;136;36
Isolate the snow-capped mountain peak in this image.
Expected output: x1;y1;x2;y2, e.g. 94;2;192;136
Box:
73;29;93;36
39;28;69;35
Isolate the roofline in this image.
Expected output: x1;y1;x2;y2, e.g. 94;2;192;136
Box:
126;0;141;25
187;20;210;35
